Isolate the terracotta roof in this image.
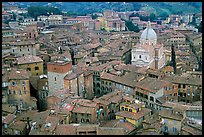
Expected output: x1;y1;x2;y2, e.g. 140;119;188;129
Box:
115;108;151;120
47;96;61;108
17;55;43;64
41;116;59;132
8;69;30;80
97;127;125;135
137;131;162;135
9;120;26;131
159;109;183;121
2;104;16;114
161;66;174;72
55;125;77;135
77;99;98;108
82;42;101;51
64;72;77;80
76;124;98;132
135;77;165;93
162;75;202;86
182;125;202;135
161;102;202;111
93;98;111;106
72;105;95;114
10;40;35;46
120;102;143;110
100;119;135;134
3;114;16;124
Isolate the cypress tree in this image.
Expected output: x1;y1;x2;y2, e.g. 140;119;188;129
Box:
171;44;176;74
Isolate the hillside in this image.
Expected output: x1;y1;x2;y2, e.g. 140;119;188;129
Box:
5;2;202;16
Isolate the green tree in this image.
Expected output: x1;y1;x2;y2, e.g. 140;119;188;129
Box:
196;21;202;33
69;48;75;65
27;6;62;20
159;12;169;20
150;13;156;22
91;14;99;19
125;20;140;32
171;44;176;74
190;14;197;26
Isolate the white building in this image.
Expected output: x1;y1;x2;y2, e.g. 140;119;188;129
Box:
131;21;165;69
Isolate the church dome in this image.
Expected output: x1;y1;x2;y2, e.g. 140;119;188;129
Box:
140;21;157;45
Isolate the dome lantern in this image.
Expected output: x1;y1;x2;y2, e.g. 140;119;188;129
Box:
140;21;157;45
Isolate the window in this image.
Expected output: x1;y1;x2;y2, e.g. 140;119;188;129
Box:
27;68;31;71
121;107;124;111
13;90;16;94
183;84;186;89
164;119;168;123
150;96;154;102
173;127;177;133
129;109;132;112
11;81;16;86
19;90;22;95
125;108;128;111
8;90;11;95
13;49;15;52
139;55;141;59
20;49;21;51
22;81;25;85
55;77;57;81
166;86;170;91
24;91;26;94
35;66;39;70
178;84;181;89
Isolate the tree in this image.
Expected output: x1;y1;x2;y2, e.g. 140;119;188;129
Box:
190;14;197;26
150;13;156;22
171;44;177;74
196;21;202;33
91;14;98;19
139;15;149;21
27;6;62;20
125;20;140;32
69;48;75;65
159;12;169;20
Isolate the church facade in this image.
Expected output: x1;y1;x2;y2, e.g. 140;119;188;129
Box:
131;21;165;69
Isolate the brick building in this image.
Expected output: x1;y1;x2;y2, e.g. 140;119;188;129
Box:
9;41;38;57
47;56;72;95
163;76;202;103
6;69;31;109
64;70;85;98
16;55;44;76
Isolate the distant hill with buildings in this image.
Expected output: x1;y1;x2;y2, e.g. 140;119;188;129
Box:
4;2;202;16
